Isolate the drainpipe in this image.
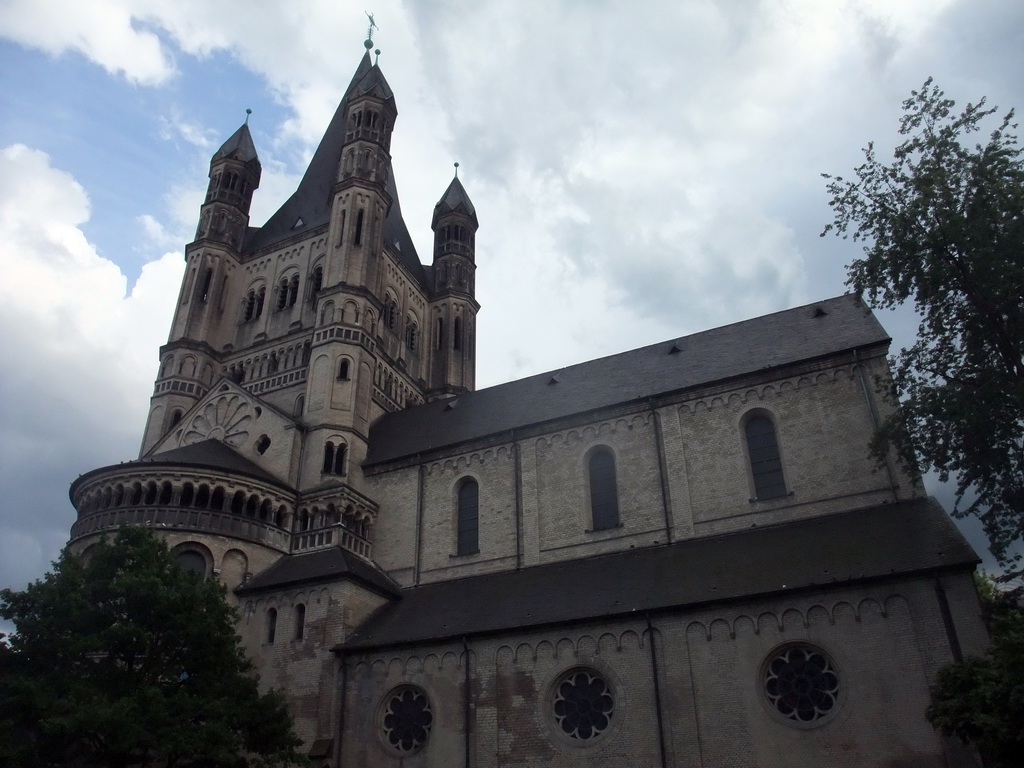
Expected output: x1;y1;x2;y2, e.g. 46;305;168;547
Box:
335;651;347;767
646;614;668;768
414;458;425;586
648;400;673;544
512;430;523;569
463;636;472;767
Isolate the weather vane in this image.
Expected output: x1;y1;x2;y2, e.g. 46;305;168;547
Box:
365;11;378;44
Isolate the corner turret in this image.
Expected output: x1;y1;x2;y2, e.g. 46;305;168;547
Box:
196;118;262;246
427;168;479;398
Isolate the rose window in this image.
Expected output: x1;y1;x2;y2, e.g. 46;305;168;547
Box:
552;668;614;741
763;644;839;724
382;686;432;753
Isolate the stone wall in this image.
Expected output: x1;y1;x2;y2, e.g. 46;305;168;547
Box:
336;571;983;768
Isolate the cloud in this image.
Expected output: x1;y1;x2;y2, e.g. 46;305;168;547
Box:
0;144;181;593
0;0;175;85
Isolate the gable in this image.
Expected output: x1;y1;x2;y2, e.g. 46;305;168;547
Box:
150;378;300;485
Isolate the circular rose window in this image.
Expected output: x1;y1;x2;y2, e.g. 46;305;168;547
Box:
381;686;432;753
552;668;615;741
763;644;840;724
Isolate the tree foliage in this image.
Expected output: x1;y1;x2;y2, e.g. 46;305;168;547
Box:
823;79;1024;570
926;574;1024;766
0;527;305;768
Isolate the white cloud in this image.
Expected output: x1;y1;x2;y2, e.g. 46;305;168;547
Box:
0;0;176;85
0;144;181;592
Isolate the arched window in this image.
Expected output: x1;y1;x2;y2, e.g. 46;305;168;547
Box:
322;441;346;475
254;286;266;318
266;608;277;644
175;550;207;579
456;479;479;556
435;317;445;350
405;321;418;352
354;210;364;245
243;290;256;321
199;268;213;303
294;604;306;641
588;448;620;531
310;265;324;300
277;277;289;310
288;274;299;306
338;359;350;380
453;317;462;350
745;414;787;499
334;442;347;475
384;298;398;330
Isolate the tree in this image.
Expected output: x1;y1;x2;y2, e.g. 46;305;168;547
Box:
926;573;1024;766
0;527;306;768
822;79;1024;573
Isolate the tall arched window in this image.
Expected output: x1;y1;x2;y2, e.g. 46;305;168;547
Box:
294;604;306;641
288;274;299;306
456;479;479;556
266;608;277;644
334;443;347;475
588;448;620;531
254;286;266;318
323;442;335;474
310;266;323;297
338;358;350;380
276;277;289;310
745;414;787;499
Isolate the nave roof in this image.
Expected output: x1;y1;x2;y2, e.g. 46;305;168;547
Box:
366;294;890;466
340;497;977;650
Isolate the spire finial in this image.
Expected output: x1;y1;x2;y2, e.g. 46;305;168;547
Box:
375;48;381;65
364;11;378;49
454;161;459;178
244;108;252;125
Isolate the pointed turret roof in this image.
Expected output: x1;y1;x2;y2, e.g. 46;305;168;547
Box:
346;50;394;102
432;175;477;228
213;122;260;166
245;50;416;283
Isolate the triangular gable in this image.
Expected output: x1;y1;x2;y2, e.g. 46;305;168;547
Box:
148;378;301;486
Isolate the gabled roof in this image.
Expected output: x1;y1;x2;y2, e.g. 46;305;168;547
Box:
236;545;400;597
340;497;977;650
213;123;259;166
431;175;477;227
365;294;889;466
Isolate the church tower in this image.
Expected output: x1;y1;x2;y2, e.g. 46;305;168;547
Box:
428;170;479;397
69;41;479;602
140;121;263;454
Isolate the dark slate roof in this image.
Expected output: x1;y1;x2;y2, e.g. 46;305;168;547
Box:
366;294;889;466
69;439;290;499
136;440;284;486
341;497;977;650
214;122;259;165
431;175;477;227
245;53;425;289
236;545;401;597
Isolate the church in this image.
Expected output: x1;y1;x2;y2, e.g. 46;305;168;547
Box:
67;40;986;767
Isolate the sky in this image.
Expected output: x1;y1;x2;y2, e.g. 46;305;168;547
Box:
1;0;1023;610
